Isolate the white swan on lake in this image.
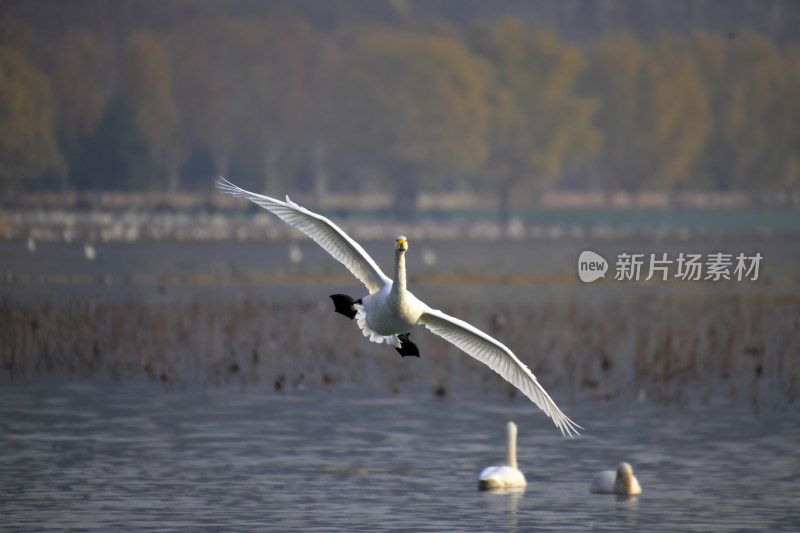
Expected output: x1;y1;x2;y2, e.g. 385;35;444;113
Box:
479;421;527;490
84;242;96;261
591;462;642;495
216;178;580;437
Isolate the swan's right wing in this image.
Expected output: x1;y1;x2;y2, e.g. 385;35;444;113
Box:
418;307;581;437
217;178;390;294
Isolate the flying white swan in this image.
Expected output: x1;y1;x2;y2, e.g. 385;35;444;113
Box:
590;462;642;495
479;421;527;490
216;178;580;437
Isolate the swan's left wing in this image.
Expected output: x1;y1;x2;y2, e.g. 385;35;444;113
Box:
418;308;581;437
217;178;390;294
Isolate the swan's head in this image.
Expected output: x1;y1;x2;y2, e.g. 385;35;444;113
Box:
614;462;639;495
616;462;634;479
396;236;408;253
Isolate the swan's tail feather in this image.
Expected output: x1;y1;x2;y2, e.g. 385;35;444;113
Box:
353;304;400;347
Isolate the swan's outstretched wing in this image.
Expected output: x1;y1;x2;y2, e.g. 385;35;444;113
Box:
217;178;390;294
418;308;581;437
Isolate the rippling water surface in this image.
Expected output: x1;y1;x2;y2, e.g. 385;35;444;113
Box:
1;380;798;532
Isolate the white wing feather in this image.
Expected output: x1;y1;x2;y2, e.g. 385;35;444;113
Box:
218;177;579;436
419;308;581;437
217;178;390;294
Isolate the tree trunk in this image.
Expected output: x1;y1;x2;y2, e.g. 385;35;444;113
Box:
394;162;419;216
212;142;230;178
264;142;283;193
498;178;512;224
312;140;328;207
167;168;179;193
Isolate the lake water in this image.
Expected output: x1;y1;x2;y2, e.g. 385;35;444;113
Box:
1;379;798;532
2;235;799;531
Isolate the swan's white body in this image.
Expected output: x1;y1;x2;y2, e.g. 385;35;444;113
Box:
591;462;642;495
217;178;580;437
479;422;527;490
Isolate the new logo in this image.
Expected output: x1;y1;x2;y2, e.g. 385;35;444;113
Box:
578;250;608;283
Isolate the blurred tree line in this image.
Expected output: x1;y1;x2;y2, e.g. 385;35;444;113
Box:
1;9;799;203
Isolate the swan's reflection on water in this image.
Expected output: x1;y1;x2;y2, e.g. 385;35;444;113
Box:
614;494;640;529
481;487;525;533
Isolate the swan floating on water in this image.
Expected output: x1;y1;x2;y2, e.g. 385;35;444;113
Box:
84;242;96;261
216;178;580;437
479;421;527;490
590;462;642;495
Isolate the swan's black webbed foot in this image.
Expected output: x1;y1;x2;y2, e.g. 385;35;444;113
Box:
394;333;420;358
329;294;361;319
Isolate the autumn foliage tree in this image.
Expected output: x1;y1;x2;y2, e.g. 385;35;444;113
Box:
122;32;182;191
469;20;601;213
694;31;797;190
577;33;647;190
0;47;63;190
0;10;798;201
51;30;109;189
328;28;490;210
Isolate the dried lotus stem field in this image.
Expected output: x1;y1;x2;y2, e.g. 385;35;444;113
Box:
3;287;798;411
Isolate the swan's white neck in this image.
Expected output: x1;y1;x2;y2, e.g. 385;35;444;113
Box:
506;422;518;469
391;249;407;297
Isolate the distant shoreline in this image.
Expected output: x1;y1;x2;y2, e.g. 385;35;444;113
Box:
1;205;798;245
3;189;800;213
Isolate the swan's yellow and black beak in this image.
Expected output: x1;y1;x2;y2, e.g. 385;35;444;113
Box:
396;236;407;252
